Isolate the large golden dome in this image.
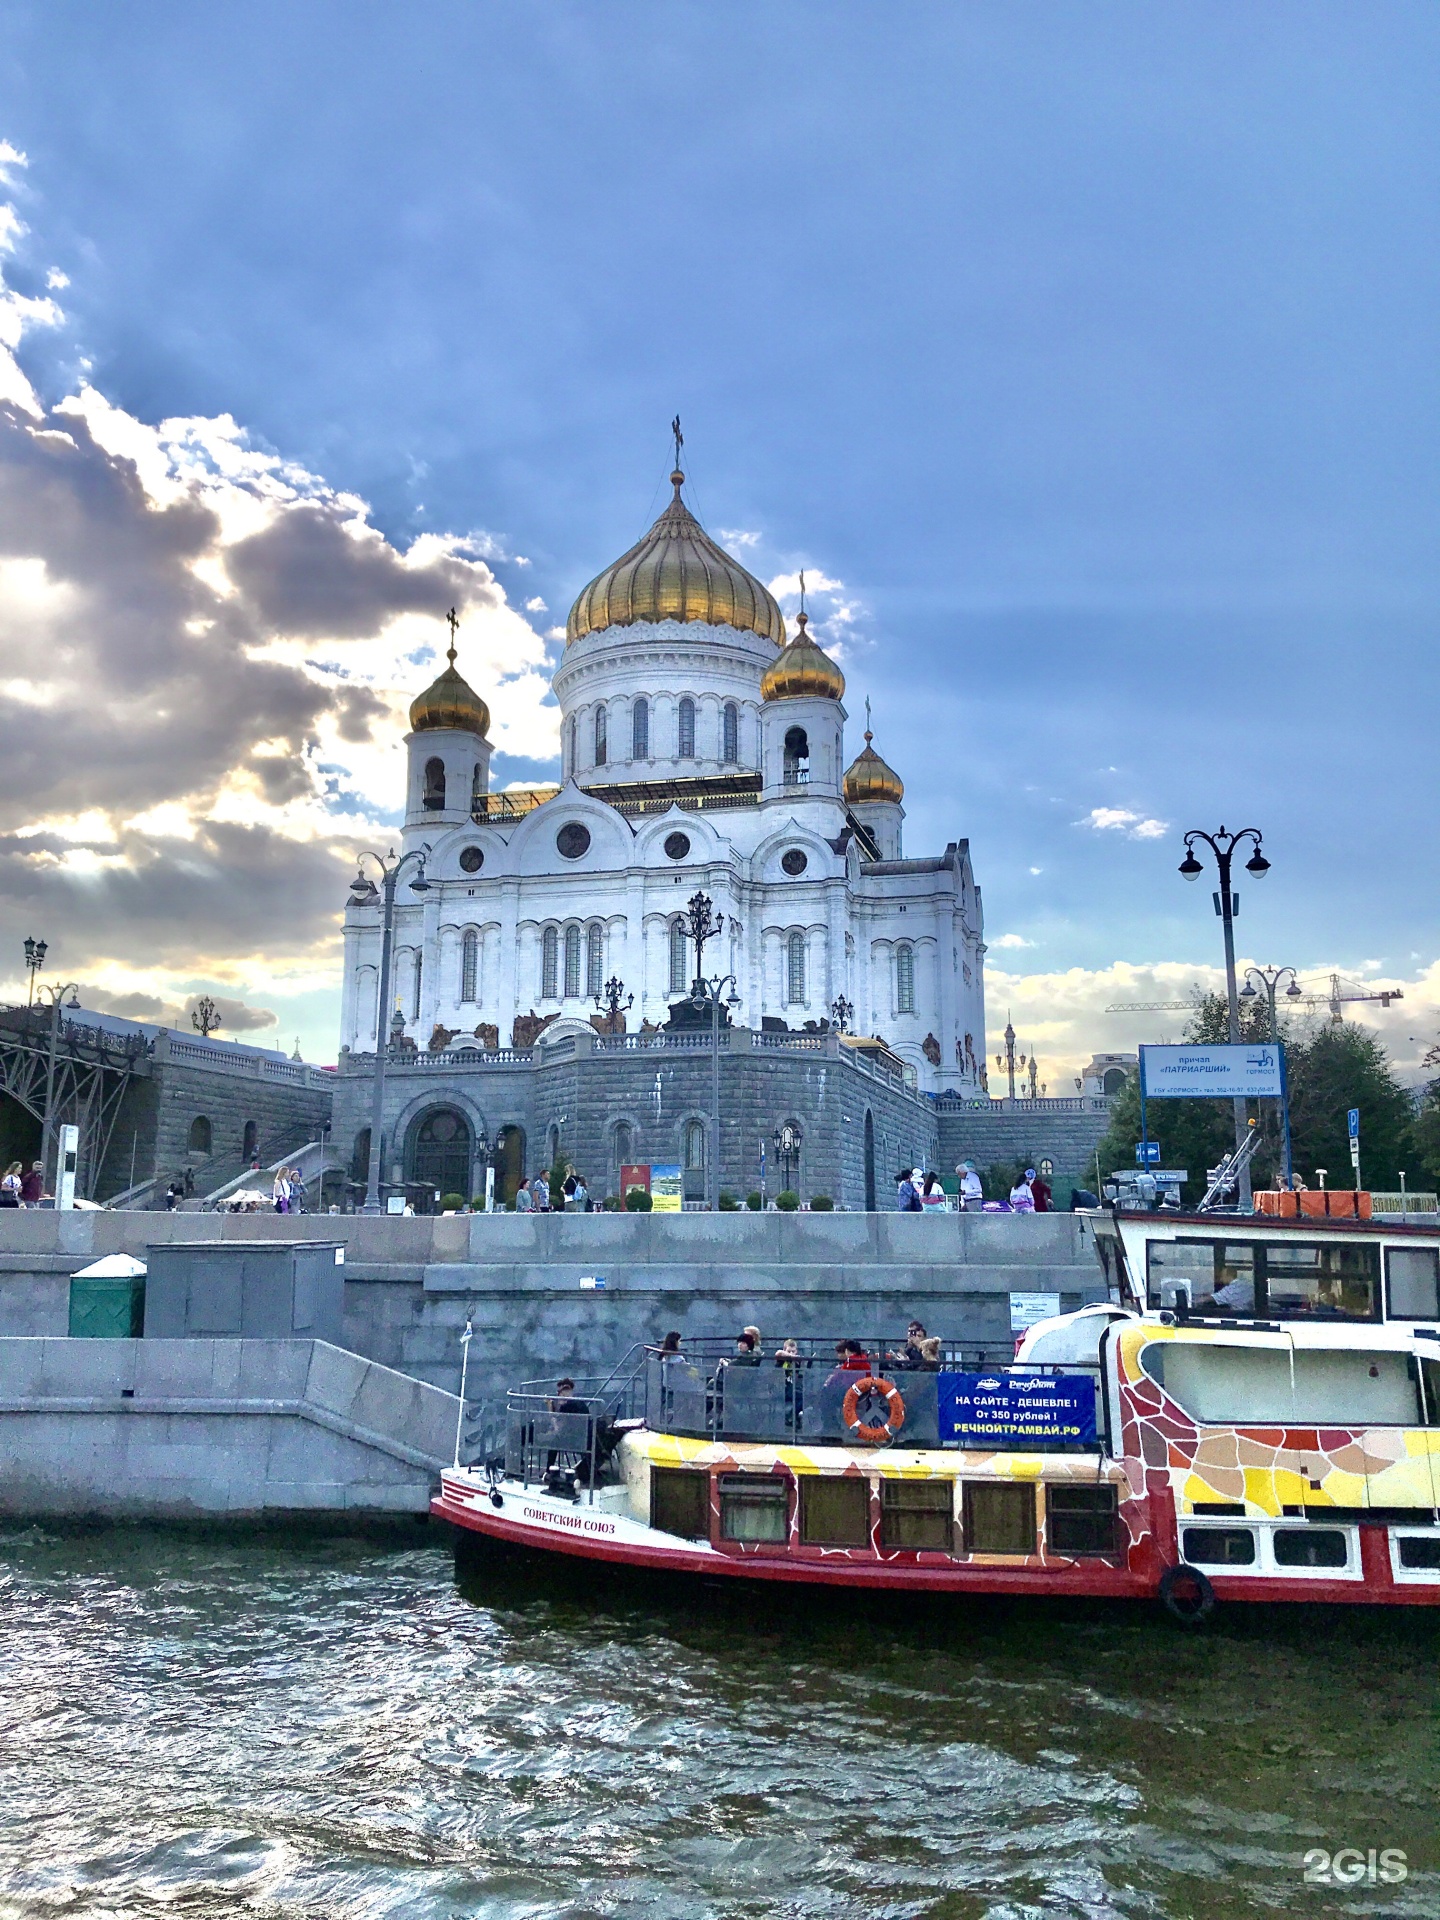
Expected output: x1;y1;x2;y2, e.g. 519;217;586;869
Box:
759;611;845;702
409;646;490;736
566;470;786;647
844;727;904;804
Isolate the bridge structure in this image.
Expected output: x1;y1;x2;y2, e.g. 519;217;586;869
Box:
0;1005;151;1200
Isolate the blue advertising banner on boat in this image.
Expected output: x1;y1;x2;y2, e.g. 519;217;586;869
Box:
938;1371;1097;1447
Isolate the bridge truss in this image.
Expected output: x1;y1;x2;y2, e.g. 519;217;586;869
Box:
0;1010;151;1199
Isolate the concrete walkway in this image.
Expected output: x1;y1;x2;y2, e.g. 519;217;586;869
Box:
0;1337;460;1518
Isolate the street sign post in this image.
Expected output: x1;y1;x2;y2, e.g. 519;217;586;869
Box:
1348;1108;1361;1189
1135;1141;1161;1165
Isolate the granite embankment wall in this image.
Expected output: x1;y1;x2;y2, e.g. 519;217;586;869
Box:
0;1209;1107;1394
0;1337;459;1517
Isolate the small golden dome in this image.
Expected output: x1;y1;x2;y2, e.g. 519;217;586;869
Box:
567;470;786;647
844;727;904;804
409;645;490;737
759;611;845;702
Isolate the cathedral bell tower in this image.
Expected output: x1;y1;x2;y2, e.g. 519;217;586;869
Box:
758;610;846;800
403;612;492;831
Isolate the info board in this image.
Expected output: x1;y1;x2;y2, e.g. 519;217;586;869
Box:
937;1371;1098;1447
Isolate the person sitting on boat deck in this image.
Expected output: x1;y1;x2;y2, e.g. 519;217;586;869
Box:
658;1329;683;1356
773;1338;800;1366
917;1336;943;1370
1210;1267;1256;1314
886;1320;929;1368
549;1377;588;1415
835;1339;872;1371
725;1331;762;1366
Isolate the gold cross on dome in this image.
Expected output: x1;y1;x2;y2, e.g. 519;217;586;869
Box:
445;606;459;663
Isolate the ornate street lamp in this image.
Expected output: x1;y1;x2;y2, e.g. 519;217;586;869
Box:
594;975;634;1035
23;937;46;1008
682;889;724;992
349;843;432;1213
773;1121;800;1193
830;995;854;1034
995;1018;1027;1101
1179;824;1269;1208
191;995;222;1039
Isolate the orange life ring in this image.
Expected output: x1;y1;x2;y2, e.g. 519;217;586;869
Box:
842;1375;905;1444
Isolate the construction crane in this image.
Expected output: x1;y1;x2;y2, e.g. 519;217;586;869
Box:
1106;974;1402;1023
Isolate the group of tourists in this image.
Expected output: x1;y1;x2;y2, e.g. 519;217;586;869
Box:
271;1165;307;1213
893;1162;1052;1213
514;1170;593;1212
0;1160;45;1208
660;1318;947;1375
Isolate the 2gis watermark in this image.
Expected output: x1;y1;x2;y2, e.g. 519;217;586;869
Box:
1302;1848;1407;1887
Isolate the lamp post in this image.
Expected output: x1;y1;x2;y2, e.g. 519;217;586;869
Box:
23;937;46;1008
594;975;633;1035
191;994;222;1039
773;1121;800;1194
349;844;431;1214
830;995;854;1034
1241;965;1302;1189
37;981;81;1195
1179;825;1270;1210
682;889;724;991
995;1018;1026;1101
691;971;740;1209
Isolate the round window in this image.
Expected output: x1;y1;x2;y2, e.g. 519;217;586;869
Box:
663;831;691;861
781;848;808;876
458;845;485;873
556;823;591;860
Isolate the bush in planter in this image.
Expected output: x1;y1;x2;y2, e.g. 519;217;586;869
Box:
717;1190;740;1211
440;1192;467;1213
775;1189;800;1211
602;1192;623;1211
470;1195;488;1212
624;1186;653;1212
808;1194;834;1211
746;1191;763;1211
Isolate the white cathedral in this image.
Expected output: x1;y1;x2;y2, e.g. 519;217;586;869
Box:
340;462;987;1093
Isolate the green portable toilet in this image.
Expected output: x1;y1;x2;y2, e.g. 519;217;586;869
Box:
68;1253;147;1338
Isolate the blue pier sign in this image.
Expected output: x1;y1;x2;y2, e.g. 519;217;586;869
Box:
938;1371;1097;1447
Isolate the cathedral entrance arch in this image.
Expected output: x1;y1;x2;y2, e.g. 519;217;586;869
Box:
406;1107;472;1211
495;1125;526;1208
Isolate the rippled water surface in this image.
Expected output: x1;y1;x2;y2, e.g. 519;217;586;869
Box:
1;1523;1436;1919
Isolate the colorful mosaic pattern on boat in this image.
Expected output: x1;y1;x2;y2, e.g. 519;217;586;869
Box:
1111;1324;1440;1514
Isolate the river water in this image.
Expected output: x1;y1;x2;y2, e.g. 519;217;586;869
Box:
0;1523;1435;1920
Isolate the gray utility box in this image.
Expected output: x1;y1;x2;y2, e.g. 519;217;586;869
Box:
142;1241;346;1344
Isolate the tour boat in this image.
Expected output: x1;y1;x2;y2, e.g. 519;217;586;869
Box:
432;1208;1440;1617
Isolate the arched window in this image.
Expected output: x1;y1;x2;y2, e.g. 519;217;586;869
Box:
411;950;423;1021
471;763;485;813
614;1121;633;1184
783;726;809;785
352;1128;371;1185
632;696;649;760
564;925;582;998
684;1119;706;1171
677;697;695;759
723;701;739;763
188;1115;212;1155
786;930;807;1005
460;929;479;1003
242;1120;258;1162
541;926;558;999
586;923;603;998
423;757;446;810
594;704;607;767
567;716;577;779
669;920;690;993
895;943;915;1014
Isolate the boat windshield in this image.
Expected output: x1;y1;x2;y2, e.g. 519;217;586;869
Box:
1146;1237;1380;1321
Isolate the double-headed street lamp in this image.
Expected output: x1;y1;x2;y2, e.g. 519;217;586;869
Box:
349;844;431;1213
1179;825;1270;1208
23;937;47;1007
1242;964;1303;1188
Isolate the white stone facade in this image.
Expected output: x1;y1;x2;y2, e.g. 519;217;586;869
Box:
340;617;987;1093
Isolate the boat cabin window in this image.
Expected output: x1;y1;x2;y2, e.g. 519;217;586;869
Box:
1397;1535;1440;1570
650;1466;709;1541
1046;1484;1119;1555
799;1475;870;1548
1181;1526;1256;1567
961;1482;1035;1556
1386;1246;1440;1320
1145;1239;1379;1321
1273;1528;1349;1570
1141;1343;1427;1427
718;1473;788;1543
879;1478;953;1551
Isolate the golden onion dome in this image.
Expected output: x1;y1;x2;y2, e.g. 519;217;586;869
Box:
566;470;786;647
408;645;491;737
758;611;845;702
844;727;904;805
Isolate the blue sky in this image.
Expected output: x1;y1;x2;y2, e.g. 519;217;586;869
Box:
0;3;1436;1073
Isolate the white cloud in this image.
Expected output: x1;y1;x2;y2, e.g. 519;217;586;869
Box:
1078;806;1169;840
525;596;548;612
717;526;761;549
989;933;1035;949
